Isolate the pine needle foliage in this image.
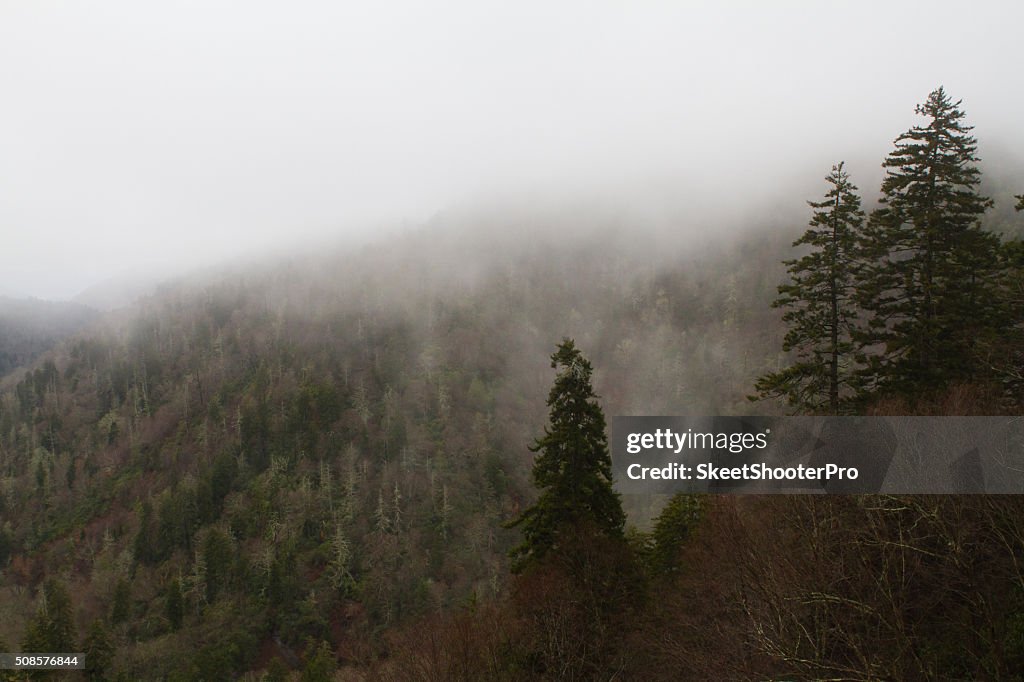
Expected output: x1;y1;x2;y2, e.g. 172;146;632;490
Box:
507;339;625;572
754;162;865;413
857;87;1000;397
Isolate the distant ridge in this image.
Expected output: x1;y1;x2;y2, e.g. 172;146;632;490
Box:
0;296;98;378
71;271;168;311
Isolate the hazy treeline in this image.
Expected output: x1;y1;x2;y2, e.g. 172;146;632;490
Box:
0;92;1021;679
375;90;1024;681
0;205;792;679
0;297;97;379
757;88;1024;415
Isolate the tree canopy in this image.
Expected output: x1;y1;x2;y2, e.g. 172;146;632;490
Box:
507;339;625;571
754;162;865;413
857;86;1000;396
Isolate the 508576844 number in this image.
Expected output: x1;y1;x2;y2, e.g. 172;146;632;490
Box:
0;654;85;670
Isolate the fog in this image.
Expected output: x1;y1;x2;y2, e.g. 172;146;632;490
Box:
2;0;1022;300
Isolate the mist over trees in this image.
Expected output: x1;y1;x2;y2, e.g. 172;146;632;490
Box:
0;298;97;378
758;87;1024;413
0;212;786;678
753;162;865;413
0;82;1022;679
857;87;1004;398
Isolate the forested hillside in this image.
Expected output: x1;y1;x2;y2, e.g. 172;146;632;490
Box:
0;207;790;679
2;89;1024;676
4;0;1024;677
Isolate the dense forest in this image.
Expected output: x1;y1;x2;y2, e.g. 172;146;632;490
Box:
1;88;1024;680
0;208;786;680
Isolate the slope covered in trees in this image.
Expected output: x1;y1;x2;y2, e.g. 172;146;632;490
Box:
0;88;1022;680
0;209;787;679
381;88;1024;680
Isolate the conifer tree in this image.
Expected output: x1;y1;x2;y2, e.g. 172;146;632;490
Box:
165;577;184;631
110;577;131;624
507;339;624;571
857;87;999;396
82;619;114;681
754;162;865;413
301;641;336;682
22;579;76;654
650;493;704;574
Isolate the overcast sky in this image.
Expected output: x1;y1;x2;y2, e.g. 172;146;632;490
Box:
2;1;1022;299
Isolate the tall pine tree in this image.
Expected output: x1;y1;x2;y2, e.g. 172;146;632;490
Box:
754;162;865;413
857;87;1000;397
507;339;625;572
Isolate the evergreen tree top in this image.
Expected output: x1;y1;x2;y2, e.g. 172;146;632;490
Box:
799;162;864;244
507;338;625;571
536;339;605;451
754;162;864;414
879;86;989;209
857;87;1000;398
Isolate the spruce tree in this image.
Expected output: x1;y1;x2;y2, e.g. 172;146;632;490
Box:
650;493;704;574
857;87;999;396
754;162;865;413
22;579;76;653
507;339;625;571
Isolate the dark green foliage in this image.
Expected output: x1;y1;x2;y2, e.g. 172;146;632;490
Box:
201;527;234;602
300;641;336;682
34;461;45;492
507;339;625;571
82;619;115;681
157;487;198;558
209;452;238;511
192;644;236;681
239;399;271;472
166;578;185;631
650;493;704;574
754;162;865;413
0;526;11;567
2;157;1023;679
289;380;341;453
133;500;158;565
264;545;302;613
65;459;76;490
22;579;76;653
857;87;1001;397
111;577;131;624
